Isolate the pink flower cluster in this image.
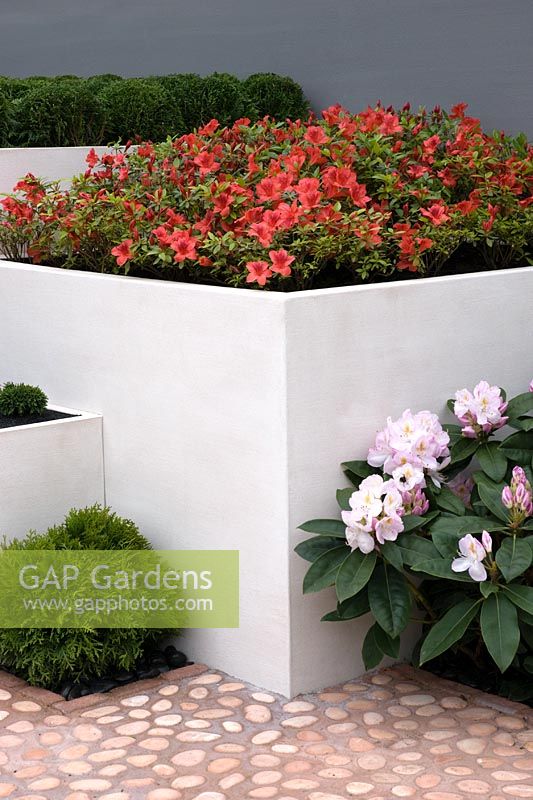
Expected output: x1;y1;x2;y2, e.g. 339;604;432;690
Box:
502;466;533;524
454;381;508;438
448;470;475;507
342;475;404;554
367;409;450;485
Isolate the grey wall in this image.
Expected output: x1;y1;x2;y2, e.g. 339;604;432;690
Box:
0;0;532;135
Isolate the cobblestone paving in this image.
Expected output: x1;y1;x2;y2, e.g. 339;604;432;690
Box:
0;662;532;799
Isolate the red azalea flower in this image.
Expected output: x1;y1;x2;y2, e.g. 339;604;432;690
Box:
420;202;450;225
198;119;219;136
269;248;295;277
168;231;198;262
379;113;402;136
256;177;280;203
111;239;134;267
249;221;275;247
349;182;370;207
85;148;99;168
304;126;329;145
193;150;220;175
246;260;272;286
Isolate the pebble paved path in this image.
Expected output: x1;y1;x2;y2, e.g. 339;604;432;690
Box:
0;662;532;799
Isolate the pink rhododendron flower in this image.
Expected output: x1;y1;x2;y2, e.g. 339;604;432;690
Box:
501;466;533;524
368;409;450;485
454;381;508;438
342;474;405;553
452;534;488;582
401;486;429;516
529;379;533;393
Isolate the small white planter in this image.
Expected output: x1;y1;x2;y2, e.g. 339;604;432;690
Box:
0;260;532;696
0;146;109;196
0;404;105;540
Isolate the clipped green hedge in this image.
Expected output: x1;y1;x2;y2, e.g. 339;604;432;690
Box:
0;72;310;146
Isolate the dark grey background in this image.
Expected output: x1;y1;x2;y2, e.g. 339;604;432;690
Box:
0;0;532;134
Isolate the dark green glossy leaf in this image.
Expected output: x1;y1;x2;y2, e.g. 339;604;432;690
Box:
396;534;440;565
341;460;377;480
298;519;346;538
380;541;403;571
336;549;376;603
362;623;385;670
429;514;504;536
450;437;479;465
432;530;461;558
499;431;533;465
303;546;348;594
477;441;508;482
481;593;520;672
435;486;466;515
506;392;533;421
503;583;533;615
411;558;473;582
321;590;370;621
336;488;353;510
368;564;411;637
295;536;342;562
474;475;509;522
373;623;400;658
401;512;439;532
420;599;481;664
495;537;532;581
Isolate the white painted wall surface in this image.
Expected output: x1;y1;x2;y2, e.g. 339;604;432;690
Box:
1;260;532;695
0;147;109;196
0;407;104;539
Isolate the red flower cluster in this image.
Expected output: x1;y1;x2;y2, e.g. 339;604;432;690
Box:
1;103;532;289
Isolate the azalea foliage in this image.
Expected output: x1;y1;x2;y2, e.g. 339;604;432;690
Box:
297;379;533;701
1;102;532;290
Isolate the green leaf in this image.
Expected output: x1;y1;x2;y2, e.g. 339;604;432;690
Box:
336;550;376;603
429;514;504;536
477;441;508;482
303;546;348;594
500;431;533;465
474;475;509;523
411;558;473;582
480;581;499;598
396;534;440;566
432;530;462;558
506;392;533;422
336;488;353;510
401;512;439;532
435;486;466;515
380;541;403;571
295;536;344;562
373;623;400;658
481;593;520;672
362;623;385;670
495;537;532;581
450;437;479;465
442;423;463;445
298;519;346;538
503;584;533;615
341;460;377;480
368;564;411;638
321;590;370;621
419;599;481;664
509;417;533;432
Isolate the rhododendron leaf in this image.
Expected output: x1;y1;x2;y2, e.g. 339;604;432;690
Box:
432;531;462;558
295;536;343;563
380;541;403;571
499;432;533;466
473;475;509;523
477;442;508;482
396;534;440;566
495;537;532;582
481;593;519;673
401;512;438;532
430;514;503;536
419;599;481;665
362;624;385;670
341;460;377;480
503;584;533;616
373;623;400;659
321;590;370;622
508;418;533;432
368;564;411;638
506;392;533;422
442;423;463;445
450;437;479;466
336;550;376;603
336;488;353;510
480;581;499;598
303;546;348;594
411;558;473;582
298;519;346;538
435;486;466;515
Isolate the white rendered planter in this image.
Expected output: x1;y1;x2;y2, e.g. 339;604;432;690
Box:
0;405;104;540
0;260;532;696
0;147;110;196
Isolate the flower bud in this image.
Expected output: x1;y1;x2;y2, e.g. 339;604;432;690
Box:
501;486;514;508
481;530;492;553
